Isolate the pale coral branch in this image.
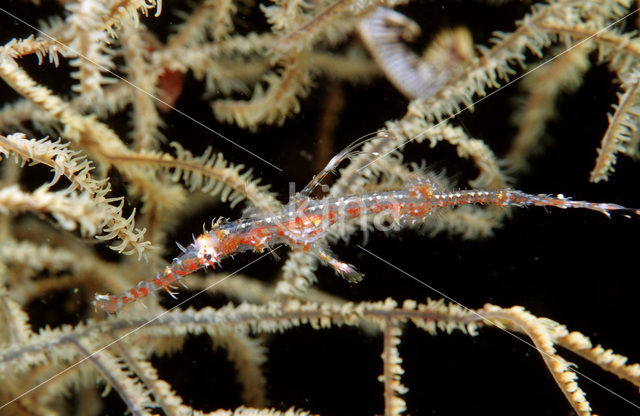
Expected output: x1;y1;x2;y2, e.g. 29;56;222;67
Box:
557;331;640;389
0;291;32;346
480;305;593;416
111;342;190;416
212;54;314;127
0;133;151;257
380;319;407;416
271;0;406;56
591;71;640;182
70;338;154;416
103;142;280;210
508;45;591;172
120;21;165;151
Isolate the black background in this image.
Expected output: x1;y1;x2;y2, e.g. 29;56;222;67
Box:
1;0;640;415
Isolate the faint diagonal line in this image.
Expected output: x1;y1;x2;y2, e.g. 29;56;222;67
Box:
0;246;281;410
0;1;636;413
358;7;640;173
0;5;283;410
0;7;282;172
357;244;640;412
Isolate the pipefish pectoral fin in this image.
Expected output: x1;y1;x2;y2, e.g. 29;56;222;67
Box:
341;267;365;284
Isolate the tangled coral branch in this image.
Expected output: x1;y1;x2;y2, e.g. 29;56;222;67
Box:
0;0;639;415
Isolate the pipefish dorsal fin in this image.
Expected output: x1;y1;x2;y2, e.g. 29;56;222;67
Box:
298;130;393;198
241;198;283;220
406;174;443;196
241;206;268;218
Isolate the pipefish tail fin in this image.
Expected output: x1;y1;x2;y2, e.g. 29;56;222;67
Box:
418;188;639;220
525;193;640;218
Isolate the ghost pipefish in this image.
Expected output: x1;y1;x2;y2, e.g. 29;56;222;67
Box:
93;139;638;313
